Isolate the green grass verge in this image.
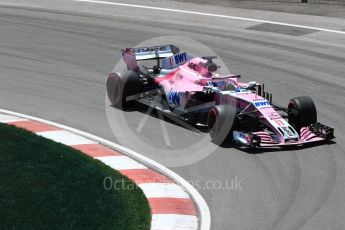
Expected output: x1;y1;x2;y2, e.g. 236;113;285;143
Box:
0;123;151;230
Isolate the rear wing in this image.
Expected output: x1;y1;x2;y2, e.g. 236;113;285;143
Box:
122;45;179;70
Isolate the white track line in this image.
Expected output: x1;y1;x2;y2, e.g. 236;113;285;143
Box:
74;0;345;35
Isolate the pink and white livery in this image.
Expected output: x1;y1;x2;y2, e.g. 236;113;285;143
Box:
107;45;334;148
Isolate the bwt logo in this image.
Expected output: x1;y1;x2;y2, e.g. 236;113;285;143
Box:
174;52;187;64
254;100;270;107
168;91;182;105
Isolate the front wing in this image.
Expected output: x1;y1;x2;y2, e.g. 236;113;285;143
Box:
233;123;334;148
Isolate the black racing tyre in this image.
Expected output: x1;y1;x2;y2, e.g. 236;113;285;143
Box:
106;70;143;109
208;105;236;145
288;96;317;133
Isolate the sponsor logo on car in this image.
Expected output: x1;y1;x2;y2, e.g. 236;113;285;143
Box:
281;126;295;137
168;91;182;105
176;73;183;80
254;100;270;107
174;52;187;65
274;119;285;126
133;45;169;53
188;62;198;71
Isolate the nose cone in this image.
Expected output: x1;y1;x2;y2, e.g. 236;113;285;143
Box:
279;126;300;142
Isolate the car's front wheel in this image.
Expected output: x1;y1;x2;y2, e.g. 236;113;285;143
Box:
208;105;236;145
288;96;317;133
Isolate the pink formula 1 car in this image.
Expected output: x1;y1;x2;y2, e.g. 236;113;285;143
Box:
107;45;334;147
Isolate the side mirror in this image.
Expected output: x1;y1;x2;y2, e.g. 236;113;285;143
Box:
247;81;256;90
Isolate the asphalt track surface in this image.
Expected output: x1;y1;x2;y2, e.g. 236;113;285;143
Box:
1;1;345;229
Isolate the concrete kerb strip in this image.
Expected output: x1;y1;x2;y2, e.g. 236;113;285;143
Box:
0;109;211;230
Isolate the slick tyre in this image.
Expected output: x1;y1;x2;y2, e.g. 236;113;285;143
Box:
288;96;317;133
106;71;142;109
208;105;236;145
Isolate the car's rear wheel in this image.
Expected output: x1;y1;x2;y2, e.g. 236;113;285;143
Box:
208;105;236;145
106;70;143;109
288;96;317;133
